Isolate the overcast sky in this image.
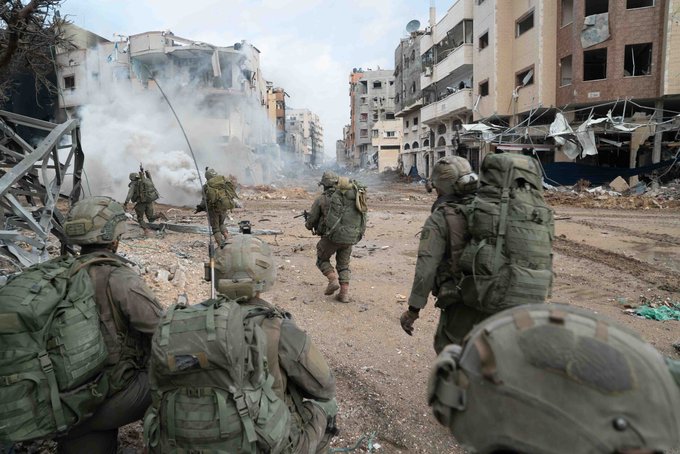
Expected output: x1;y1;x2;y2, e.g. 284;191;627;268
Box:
60;0;431;156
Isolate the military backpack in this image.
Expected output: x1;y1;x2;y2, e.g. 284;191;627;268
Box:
138;175;160;204
323;177;367;245
205;175;236;212
0;254;117;442
143;298;291;453
457;153;554;314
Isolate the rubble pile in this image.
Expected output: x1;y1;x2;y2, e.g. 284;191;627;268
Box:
545;178;680;210
239;185;313;201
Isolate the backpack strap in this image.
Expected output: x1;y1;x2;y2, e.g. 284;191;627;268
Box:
492;161;513;274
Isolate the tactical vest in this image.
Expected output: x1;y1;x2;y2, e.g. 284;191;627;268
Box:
205;176;236;212
457;153;554;314
144;298;291;453
323;177;367;245
0;255;119;442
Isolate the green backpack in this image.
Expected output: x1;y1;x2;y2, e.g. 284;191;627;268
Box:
205;176;236;212
143;298;291;454
323;177;367;245
458;153;554;314
138;176;160;203
0;255;115;442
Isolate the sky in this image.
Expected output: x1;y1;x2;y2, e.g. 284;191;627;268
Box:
60;0;432;157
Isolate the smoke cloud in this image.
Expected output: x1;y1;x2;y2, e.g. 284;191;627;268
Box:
76;44;281;207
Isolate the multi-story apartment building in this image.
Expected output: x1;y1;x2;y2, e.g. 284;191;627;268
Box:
267;83;288;149
371;119;403;172
395;31;428;176
56;26;273;148
286;108;324;165
336;125;352;167
347;69;396;168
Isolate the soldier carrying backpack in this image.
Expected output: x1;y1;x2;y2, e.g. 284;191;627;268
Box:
143;234;338;453
305;171;367;303
195;167;238;247
428;303;680;453
0;196;162;454
123;166;164;231
400;153;554;353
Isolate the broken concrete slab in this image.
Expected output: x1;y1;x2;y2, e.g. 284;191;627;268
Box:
609;176;630;193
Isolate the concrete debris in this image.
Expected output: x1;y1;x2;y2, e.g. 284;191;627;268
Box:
545;178;680;209
608;176;630;193
154;269;171;282
161;223;282;236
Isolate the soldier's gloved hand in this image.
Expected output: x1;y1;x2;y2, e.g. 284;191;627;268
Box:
400;307;420;336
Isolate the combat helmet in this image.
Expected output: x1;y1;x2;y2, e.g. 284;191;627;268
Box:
430;156;478;195
319;171;338;188
205;168;218;181
64;196;128;245
213;234;276;299
129;172;140;181
428;304;680;454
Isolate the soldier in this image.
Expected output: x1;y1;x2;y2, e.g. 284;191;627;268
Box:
58;196;163;453
428;303;680;453
144;234;338;453
305;171;367;303
123;169;163;230
400;156;481;353
195;167;237;247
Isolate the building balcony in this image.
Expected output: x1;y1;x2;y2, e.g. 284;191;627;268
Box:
421;44;473;89
421;88;473;125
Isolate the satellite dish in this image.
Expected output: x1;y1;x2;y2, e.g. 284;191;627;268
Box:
406;19;421;33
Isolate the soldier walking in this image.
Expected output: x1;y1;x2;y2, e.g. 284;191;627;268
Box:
305;171;367;303
123;167;163;230
195;167;237;247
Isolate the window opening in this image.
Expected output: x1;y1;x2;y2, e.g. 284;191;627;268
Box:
516;11;534;37
479;80;489;96
562;0;574;26
479;32;489;50
516;67;534;87
626;0;654;7
585;0;608;16
624;43;652;76
560;55;573;86
583;48;607;80
64;75;75;90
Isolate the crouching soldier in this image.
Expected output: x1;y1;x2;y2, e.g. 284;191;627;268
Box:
143;234;338;453
0;197;162;454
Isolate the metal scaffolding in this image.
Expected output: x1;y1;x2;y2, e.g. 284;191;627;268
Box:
0;110;83;267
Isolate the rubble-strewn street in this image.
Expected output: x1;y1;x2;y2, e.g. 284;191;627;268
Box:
109;178;680;454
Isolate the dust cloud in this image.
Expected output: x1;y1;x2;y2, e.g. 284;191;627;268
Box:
76;45;281;207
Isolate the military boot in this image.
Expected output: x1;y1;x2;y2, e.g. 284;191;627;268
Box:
335;283;350;303
324;271;340;295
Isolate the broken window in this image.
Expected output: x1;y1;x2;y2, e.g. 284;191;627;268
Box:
585;0;608;16
437;137;446;147
386;131;396;137
373;81;382;89
64;75;75;90
516;66;534;86
479;31;489;50
562;0;574;26
386;113;395;120
410;81;416;93
413;117;419;125
422;47;435;67
372;129;379;138
516;11;534;37
412;141;419;149
389;80;394;85
437;124;447;135
560;55;573;86
405;120;410;127
361;97;367;104
624;43;652;76
360;113;368;122
479;80;489;96
360;129;368;138
627;0;654;7
583;48;607;80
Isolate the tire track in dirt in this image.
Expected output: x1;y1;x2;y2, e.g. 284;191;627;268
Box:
553;237;680;292
567;219;680;245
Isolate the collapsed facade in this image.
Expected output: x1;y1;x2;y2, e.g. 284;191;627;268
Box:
376;0;680;185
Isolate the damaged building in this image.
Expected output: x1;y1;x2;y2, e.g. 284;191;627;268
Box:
285;109;324;165
382;0;680;185
347;68;398;170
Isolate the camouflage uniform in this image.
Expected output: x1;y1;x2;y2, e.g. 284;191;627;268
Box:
250;297;337;453
402;157;484;353
58;197;163;454
124;172;159;228
196;168;235;246
408;194;486;353
306;189;353;285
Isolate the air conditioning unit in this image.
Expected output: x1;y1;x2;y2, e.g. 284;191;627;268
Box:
424;67;432;77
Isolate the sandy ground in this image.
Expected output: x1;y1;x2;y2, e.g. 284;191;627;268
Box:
8;174;680;453
102;175;680;454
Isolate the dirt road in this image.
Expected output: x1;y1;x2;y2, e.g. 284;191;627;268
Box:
107;178;680;453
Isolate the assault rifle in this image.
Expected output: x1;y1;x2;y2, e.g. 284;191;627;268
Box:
294;210;309;221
